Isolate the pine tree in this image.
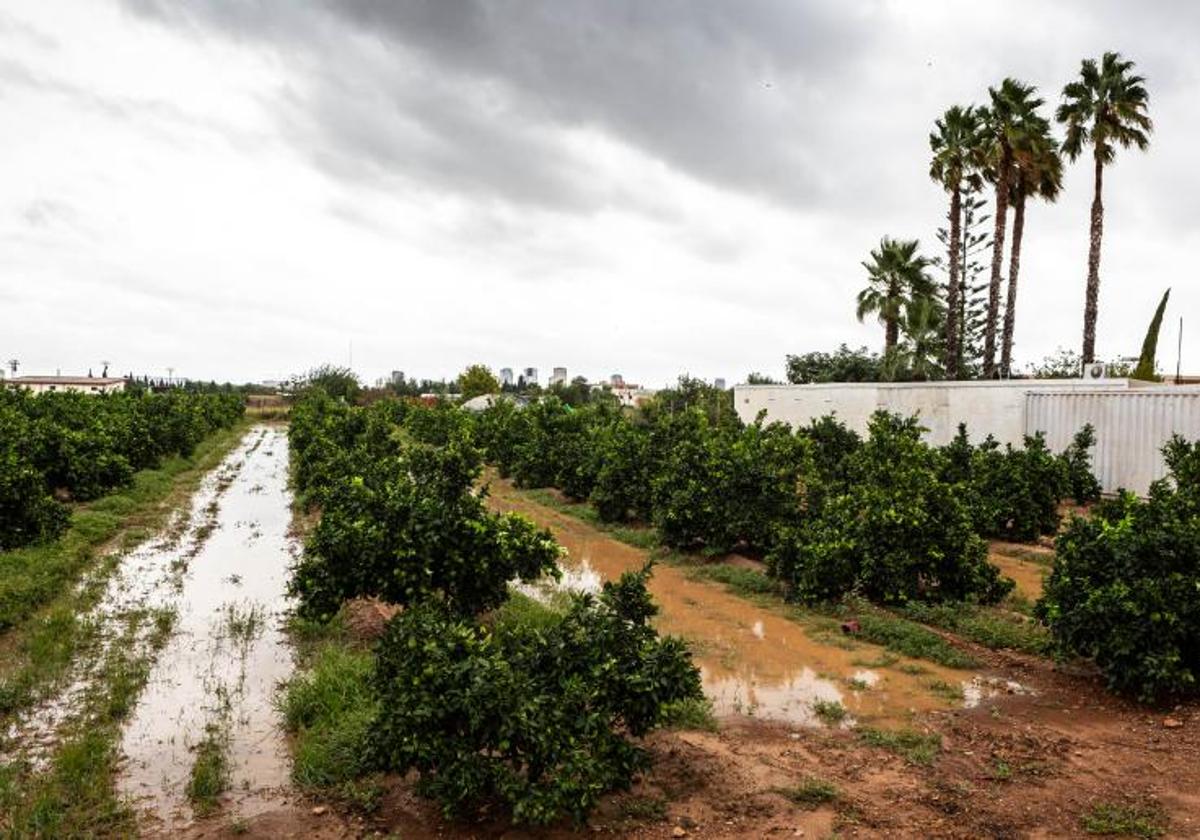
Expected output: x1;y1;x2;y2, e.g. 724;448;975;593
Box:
935;183;992;377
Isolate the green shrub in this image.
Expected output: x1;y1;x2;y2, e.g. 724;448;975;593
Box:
370;566;702;826
967;433;1068;542
1060;424;1103;504
1038;438;1200;702
769;412;1011;605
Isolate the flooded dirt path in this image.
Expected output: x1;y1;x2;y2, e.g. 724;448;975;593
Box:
486;478;985;728
116;425;298;833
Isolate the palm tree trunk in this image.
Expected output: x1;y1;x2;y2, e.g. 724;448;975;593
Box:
1000;189;1026;377
1082;150;1105;364
885;280;900;353
983;149;1011;378
944;186;962;378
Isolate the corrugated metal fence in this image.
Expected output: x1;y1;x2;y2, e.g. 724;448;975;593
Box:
1025;388;1200;495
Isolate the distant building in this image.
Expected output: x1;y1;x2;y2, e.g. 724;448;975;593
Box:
714;377;727;390
521;367;539;387
7;375;126;395
610;374;625;387
549;367;568;386
499;367;514;386
611;386;657;408
390;370;405;386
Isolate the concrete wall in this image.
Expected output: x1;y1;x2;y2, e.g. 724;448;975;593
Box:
1026;388;1200;494
735;380;1136;447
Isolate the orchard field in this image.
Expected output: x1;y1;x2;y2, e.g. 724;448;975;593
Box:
2;378;1200;839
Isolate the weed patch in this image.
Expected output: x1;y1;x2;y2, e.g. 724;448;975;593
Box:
858;727;942;765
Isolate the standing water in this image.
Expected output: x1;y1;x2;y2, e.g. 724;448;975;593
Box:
117;425;298;832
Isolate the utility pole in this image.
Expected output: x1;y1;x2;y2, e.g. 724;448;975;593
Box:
7;359;18;376
1177;317;1184;384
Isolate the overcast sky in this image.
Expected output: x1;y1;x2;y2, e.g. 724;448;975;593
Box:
2;1;1197;386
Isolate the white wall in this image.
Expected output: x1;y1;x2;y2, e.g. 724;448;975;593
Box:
1027;389;1200;494
734;380;1136;446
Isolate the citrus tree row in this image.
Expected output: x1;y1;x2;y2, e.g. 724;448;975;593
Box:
287;391;703;825
0;388;245;550
471;386;1200;702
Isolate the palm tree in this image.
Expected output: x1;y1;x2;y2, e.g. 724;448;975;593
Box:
929;105;985;378
1057;52;1152;364
1000;126;1063;377
978;79;1047;378
856;237;936;354
895;296;945;381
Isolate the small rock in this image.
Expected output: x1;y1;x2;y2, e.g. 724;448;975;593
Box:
680;816;698;829
312;806;327;816
672;827;688;838
1163;717;1184;729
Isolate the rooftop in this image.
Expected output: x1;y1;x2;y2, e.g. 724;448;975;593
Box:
9;375;126;385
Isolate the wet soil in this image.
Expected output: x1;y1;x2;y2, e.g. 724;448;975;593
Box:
170;475;1200;839
118;426;299;834
489;480;981;728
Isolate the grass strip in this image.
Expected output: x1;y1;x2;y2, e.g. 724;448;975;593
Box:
0;424;248;722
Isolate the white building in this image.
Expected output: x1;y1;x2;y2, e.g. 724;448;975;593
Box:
521;367;538;387
733;379;1200;495
7;375;126;395
549;366;568;386
499;367;514;386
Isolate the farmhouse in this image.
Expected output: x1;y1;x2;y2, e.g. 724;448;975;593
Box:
6;375;127;395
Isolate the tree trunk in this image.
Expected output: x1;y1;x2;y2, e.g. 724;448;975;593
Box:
983;146;1011;378
1000;188;1026;378
885;280;900;353
944;186;963;378
1082;150;1105;364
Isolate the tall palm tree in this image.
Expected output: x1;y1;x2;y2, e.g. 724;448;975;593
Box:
978;79;1047;378
1000;126;1063;377
856;237;936;354
1057;52;1153;364
929;105;985;379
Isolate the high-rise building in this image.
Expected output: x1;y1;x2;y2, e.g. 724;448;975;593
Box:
499;367;514;386
550;367;567;386
610;373;624;387
521;367;538;386
714;377;727;390
390;370;405;386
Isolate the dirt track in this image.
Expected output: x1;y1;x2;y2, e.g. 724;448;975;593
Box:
179;479;1200;839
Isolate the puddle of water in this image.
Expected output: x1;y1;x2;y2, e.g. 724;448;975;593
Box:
2;439;250;767
117;426;298;831
486;479;975;728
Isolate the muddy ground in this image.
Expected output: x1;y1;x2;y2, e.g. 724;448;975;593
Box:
177;476;1199;840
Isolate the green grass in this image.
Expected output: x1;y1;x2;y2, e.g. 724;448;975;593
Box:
187;719;231;816
898;601;1051;656
774;777;839;808
660;696;719;731
811;699;847;725
280;643;379;799
0;604;173;836
0;423;245;634
925;679;965;702
857;727;942;766
682;563;781;597
0;424;247;725
1081;802;1168;838
839;607;977;670
520;488;660;549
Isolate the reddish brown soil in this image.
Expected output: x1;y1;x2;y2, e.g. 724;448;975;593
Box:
179;645;1200;839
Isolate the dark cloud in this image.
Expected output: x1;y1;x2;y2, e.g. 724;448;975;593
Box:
120;0;878;211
